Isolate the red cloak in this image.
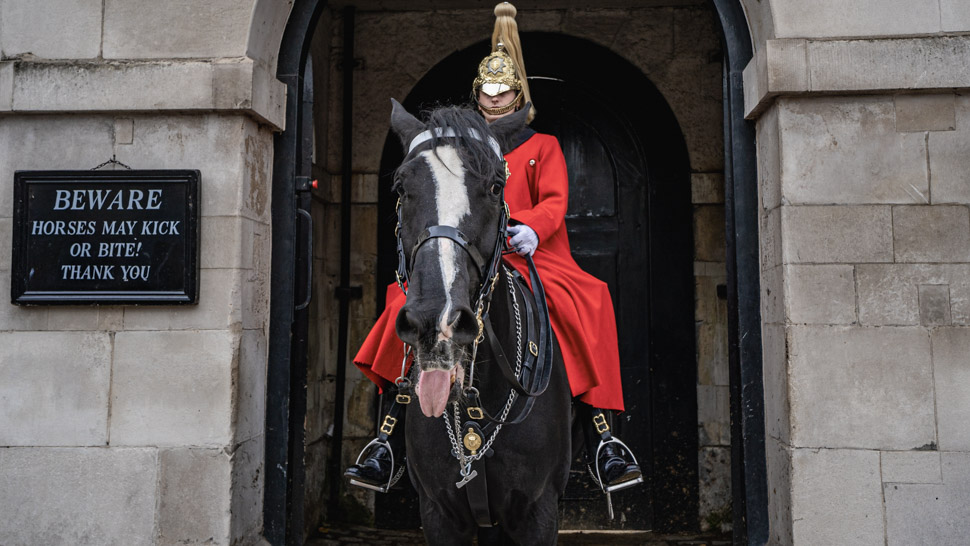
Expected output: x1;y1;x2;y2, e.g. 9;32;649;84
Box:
354;132;625;411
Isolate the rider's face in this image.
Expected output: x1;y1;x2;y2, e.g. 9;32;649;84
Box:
478;89;518;123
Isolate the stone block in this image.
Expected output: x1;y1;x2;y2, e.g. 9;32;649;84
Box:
200;216;254;270
0;115;114;217
881;451;942;484
766;438;793;546
696;320;729;387
763;323;790;444
773;0;940;38
0;217;11;268
785;264;857;324
691;172;724;204
885;452;970;546
698;447;731;532
0;332;111;446
857;264;970;326
782;206;893;264
761;265;784;326
892;205;970;263
114;117;134;145
693;205;726;262
788;326;935;450
757;104;781;211
0;447;157;545
123;268;242;330
761;206;782;272
0;61;12;110
778;97;929;205
931;328;970;450
47;307;101;330
235;329;267;444
808;36;970;92
697;385;730;447
6;60;285;130
0;0;102;59
98;308;125;330
929;96;970;205
941;0;970;32
110;330;236;446
656;56;725;172
241;225;271;332
766;39;809;93
102;0;249;59
117;115;248;219
790;448;884;546
159;448;231;545
230;436;264;544
895;94;956;133
918;284;952;326
0;277;49;330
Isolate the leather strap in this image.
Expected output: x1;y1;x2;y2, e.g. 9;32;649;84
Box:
461;421;494;527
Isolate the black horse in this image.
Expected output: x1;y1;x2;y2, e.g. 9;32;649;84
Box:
388;99;572;545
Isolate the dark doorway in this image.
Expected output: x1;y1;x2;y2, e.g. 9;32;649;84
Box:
374;33;697;532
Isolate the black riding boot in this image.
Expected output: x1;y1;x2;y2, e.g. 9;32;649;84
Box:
344;399;406;492
583;406;642;490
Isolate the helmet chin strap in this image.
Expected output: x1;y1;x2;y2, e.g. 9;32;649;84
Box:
477;91;522;116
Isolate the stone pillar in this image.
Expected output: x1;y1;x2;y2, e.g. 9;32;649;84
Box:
0;1;287;544
746;21;970;544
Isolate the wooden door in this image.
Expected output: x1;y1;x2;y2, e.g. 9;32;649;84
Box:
529;78;652;529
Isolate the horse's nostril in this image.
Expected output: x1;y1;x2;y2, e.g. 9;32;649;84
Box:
450;306;480;345
395;307;422;345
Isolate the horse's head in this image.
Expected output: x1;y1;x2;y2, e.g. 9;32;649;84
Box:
389;99;528;417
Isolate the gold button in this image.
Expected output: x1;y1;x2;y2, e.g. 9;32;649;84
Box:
529;159;536;166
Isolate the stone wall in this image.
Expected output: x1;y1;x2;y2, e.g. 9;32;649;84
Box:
756;93;970;544
0;0;283;544
305;2;730;531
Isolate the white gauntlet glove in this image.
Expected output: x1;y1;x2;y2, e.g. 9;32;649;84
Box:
507;224;539;257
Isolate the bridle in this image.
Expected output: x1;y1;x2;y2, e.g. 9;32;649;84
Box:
393;125;554;426
394;127;510;341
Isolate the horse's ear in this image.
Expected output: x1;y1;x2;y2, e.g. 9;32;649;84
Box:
390;98;425;149
488;102;531;154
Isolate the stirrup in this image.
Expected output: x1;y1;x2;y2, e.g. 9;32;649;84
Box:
348;438;405;493
589;437;644;520
592;436;644;493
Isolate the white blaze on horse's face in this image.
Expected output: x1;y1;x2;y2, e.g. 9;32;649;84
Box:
419;146;470;342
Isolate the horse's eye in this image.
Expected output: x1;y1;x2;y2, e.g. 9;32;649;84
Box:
489;183;503;196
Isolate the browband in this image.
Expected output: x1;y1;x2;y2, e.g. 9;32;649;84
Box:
407;127;502;160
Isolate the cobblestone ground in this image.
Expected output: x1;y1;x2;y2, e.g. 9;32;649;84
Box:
307;526;732;545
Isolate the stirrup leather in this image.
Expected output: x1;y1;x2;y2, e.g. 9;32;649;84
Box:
348;438;405;493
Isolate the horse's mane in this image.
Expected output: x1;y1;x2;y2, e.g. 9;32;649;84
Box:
414;105;507;188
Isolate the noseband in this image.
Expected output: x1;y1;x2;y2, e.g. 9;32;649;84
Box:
394;127;510;331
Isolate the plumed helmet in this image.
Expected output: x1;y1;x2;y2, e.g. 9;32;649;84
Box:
472;2;535;123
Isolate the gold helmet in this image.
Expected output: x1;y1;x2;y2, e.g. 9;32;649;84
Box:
472;3;535;122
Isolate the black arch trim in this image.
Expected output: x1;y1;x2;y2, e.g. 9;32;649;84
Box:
711;1;769;545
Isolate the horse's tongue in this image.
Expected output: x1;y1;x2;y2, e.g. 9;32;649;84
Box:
417;369;451;417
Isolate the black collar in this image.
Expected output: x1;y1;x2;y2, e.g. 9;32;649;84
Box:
507;127;536;153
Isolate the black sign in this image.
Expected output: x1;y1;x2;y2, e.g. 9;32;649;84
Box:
11;170;200;304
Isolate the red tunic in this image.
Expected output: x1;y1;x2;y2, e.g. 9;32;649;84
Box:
354;132;625;411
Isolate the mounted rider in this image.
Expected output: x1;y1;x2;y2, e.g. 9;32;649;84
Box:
346;1;642;499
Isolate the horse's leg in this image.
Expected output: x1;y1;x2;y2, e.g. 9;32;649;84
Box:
476;525;515;545
492;488;562;546
418;495;476;546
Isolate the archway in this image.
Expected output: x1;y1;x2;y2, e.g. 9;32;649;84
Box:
265;2;766;544
374;32;696;531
